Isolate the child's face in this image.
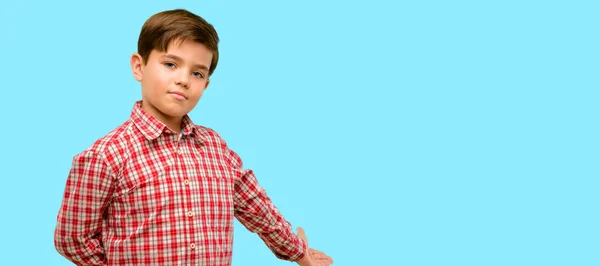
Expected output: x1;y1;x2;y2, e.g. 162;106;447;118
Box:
131;39;212;122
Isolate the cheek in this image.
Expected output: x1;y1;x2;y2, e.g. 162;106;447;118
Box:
153;68;172;84
189;89;205;101
146;69;171;91
190;82;207;96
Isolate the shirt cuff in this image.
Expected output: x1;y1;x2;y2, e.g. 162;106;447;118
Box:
290;236;308;262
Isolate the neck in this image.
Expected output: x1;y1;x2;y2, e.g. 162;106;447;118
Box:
141;101;182;133
162;117;183;134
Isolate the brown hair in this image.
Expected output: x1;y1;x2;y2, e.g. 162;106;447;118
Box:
137;9;220;76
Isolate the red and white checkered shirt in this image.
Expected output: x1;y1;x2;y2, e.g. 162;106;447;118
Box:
55;101;306;265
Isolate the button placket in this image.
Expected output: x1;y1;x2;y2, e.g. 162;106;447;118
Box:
174;133;183;155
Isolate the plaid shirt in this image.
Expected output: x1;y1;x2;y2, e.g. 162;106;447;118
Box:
55;101;306;265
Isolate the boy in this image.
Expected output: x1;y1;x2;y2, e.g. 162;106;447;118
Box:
54;9;333;266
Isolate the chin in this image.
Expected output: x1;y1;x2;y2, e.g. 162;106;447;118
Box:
164;108;190;118
159;104;191;117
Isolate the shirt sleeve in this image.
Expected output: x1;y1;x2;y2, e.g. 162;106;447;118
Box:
54;150;115;265
228;149;307;262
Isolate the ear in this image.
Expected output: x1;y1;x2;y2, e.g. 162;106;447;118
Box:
130;53;144;82
204;79;211;90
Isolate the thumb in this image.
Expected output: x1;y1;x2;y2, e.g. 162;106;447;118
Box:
297;227;308;245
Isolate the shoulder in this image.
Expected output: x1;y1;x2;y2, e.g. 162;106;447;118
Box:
194;124;228;146
73;120;136;172
86;120;134;152
193;124;244;167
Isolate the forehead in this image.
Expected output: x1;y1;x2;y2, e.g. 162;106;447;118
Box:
152;39;213;65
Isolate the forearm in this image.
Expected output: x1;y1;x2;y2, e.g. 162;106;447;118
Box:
54;151;113;265
54;230;106;265
235;195;307;261
295;252;312;266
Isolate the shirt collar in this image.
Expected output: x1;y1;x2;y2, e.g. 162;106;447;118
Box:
130;101;198;140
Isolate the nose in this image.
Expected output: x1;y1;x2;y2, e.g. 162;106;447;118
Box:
175;71;189;88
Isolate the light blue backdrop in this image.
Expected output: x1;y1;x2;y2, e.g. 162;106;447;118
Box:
0;0;598;265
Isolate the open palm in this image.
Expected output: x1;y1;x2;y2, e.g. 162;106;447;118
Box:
297;227;334;266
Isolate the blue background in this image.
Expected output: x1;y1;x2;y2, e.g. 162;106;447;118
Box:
0;0;598;265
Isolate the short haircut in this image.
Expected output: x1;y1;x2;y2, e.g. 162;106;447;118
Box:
137;9;220;76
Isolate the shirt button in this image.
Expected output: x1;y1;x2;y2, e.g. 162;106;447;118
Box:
190;243;196;249
187;211;194;217
184;179;190;185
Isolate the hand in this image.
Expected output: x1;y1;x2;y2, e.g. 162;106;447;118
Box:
296;227;334;266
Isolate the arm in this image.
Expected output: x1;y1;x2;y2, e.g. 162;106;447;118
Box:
54;151;115;265
233;168;307;261
228;149;306;262
231;156;334;266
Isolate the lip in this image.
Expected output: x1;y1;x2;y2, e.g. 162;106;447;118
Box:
168;91;188;100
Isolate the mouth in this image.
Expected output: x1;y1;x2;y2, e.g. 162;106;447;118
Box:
168;91;188;100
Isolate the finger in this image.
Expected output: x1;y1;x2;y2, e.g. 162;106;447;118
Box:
311;252;333;266
310;249;333;263
316;258;334;266
309;249;325;258
297;227;305;237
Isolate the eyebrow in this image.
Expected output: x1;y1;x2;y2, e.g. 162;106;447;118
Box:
161;54;209;71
